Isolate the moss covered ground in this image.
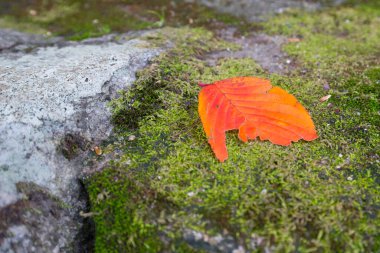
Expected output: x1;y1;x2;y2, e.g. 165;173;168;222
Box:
84;1;380;252
2;0;379;252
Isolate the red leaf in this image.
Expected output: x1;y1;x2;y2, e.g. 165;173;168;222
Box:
198;77;318;162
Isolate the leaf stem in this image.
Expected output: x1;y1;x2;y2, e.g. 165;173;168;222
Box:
198;82;211;87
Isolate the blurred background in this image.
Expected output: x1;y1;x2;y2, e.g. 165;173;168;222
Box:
0;0;350;40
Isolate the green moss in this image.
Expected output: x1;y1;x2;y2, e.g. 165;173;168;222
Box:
110;27;240;129
86;2;380;252
264;1;380;80
87;167;165;252
87;27;247;252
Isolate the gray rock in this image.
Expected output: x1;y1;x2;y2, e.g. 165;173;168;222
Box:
206;27;290;73
0;29;64;52
0;29;163;252
183;229;240;253
0;182;75;253
187;0;346;22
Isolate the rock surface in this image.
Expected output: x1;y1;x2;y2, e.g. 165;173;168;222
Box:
0;29;162;252
0;182;77;253
0;29;64;52
207;27;291;73
188;0;345;21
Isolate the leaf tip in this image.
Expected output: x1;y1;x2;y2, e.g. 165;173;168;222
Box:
217;155;228;163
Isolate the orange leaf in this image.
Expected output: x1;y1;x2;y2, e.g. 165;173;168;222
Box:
198;77;318;162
